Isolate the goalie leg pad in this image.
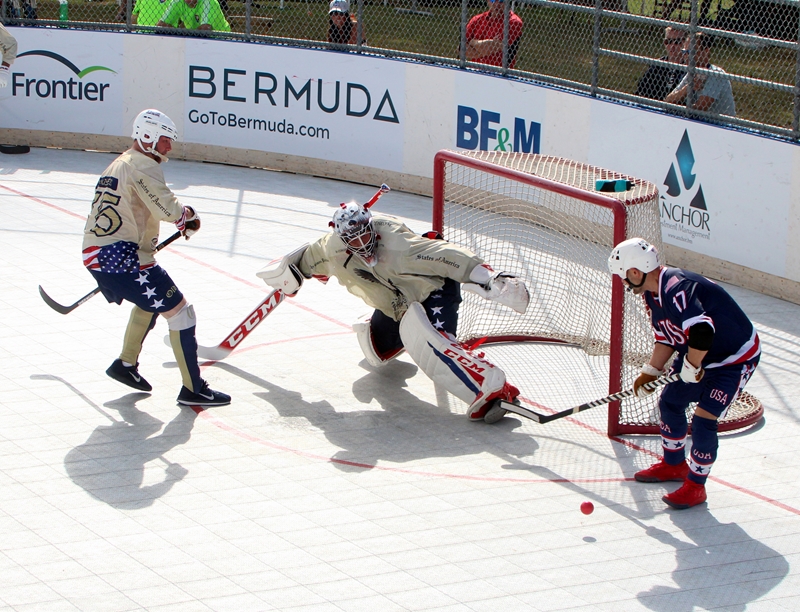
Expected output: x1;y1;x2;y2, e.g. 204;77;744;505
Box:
400;302;513;419
353;311;405;368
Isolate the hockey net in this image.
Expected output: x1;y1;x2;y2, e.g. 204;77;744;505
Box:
433;150;762;435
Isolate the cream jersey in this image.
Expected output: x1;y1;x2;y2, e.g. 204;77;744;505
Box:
299;214;484;321
82;149;187;271
0;24;17;65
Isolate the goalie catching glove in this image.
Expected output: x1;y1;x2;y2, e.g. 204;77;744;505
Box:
462;264;530;314
256;243;309;296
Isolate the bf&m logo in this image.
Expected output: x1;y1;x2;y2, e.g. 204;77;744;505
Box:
12;50;116;102
456;105;540;153
660;130;711;245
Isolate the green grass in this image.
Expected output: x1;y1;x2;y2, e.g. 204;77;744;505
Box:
24;0;797;133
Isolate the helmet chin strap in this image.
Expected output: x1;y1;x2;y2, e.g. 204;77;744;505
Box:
138;138;169;163
625;271;647;292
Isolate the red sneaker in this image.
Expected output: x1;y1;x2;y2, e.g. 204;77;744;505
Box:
663;479;707;510
634;459;689;483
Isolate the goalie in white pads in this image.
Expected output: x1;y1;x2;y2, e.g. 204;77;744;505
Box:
257;185;530;423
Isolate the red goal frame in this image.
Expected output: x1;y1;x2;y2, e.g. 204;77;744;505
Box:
432;150;763;436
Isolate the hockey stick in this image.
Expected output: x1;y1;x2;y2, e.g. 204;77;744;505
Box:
164;289;287;361
363;183;390;209
494;374;680;425
38;231;182;315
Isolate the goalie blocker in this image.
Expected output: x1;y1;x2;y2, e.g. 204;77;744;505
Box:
256;243;309;296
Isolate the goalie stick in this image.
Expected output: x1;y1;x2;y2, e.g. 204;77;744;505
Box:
364;183;390;209
38;231;182;315
181;186;387;360
494;374;680;425
164;289;286;361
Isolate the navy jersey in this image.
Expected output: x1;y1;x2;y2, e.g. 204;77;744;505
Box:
644;268;760;369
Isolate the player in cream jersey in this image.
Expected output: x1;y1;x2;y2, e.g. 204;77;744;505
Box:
257;190;530;422
82;109;230;407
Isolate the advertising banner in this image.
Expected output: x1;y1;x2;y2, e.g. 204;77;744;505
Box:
588;102;794;278
451;71;546;157
1;28;124;135
183;39;405;172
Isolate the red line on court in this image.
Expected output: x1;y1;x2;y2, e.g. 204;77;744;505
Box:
0;183;86;219
22;182;800;515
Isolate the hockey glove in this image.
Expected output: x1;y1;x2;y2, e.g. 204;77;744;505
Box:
634;363;664;398
180;206;201;239
463;264;530;314
679;355;704;384
256;244;309;296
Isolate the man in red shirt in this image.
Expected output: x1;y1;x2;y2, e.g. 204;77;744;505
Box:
465;0;523;69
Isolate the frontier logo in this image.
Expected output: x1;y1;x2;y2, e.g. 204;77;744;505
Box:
660;130;711;245
12;50;116;102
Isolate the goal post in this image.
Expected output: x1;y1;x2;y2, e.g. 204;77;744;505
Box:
432;149;762;436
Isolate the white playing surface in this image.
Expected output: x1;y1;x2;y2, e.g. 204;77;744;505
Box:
2;148;800;611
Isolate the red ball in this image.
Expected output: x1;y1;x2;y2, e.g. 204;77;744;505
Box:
580;501;594;515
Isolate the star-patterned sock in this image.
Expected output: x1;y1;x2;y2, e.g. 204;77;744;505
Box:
660;407;688;465
688;415;718;485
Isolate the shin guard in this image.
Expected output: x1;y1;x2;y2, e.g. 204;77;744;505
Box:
688;415;718;485
120;306;158;365
167;304;203;392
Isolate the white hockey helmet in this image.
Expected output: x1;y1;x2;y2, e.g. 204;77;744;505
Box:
132;109;178;160
607;238;661;279
331;201;377;267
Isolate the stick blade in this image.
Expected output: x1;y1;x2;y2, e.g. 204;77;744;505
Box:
496;400;547;423
39;285;72;315
163;334;233;361
197;344;233;361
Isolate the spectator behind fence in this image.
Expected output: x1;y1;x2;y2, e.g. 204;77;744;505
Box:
665;33;736;117
9;0;36;20
635;27;686;101
328;0;364;46
465;0;523;69
158;0;230;32
132;0;168;25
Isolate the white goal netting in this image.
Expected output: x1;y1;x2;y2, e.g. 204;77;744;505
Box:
434;150;761;435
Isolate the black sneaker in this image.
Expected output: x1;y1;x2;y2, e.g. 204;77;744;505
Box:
106;359;152;392
177;380;231;407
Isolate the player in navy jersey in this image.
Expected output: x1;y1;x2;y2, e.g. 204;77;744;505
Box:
608;238;760;509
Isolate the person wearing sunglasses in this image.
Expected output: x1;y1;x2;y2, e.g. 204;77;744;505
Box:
635;27;686;101
665;33;736;117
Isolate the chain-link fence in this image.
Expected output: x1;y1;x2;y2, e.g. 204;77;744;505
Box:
4;0;799;141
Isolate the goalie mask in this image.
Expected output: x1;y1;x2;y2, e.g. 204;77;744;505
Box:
331;202;378;267
608;238;660;288
132;109;178;162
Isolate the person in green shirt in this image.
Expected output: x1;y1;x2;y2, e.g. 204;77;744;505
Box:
157;0;230;32
132;0;168;26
